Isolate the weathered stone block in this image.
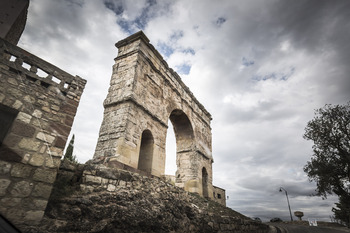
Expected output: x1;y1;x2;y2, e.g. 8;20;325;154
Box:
54;136;66;149
32;182;52;199
101;178;109;185
12;100;23;109
0;161;12;174
119;180;126;187
0;197;21;207
51;105;60;111
36;132;55;144
47;146;64;157
85;175;102;184
23;210;44;224
7;87;23;99
10;180;33;197
18;138;41;151
33;199;48;209
7;78;18;86
107;184;116;192
49;122;71;138
32;109;42;118
0;93;5;102
61;102;77;115
64;115;74;126
45;156;61;168
33;168;57;183
4;208;25;225
29;153;45;167
0;179;11;196
21;153;31;163
10;163;32;177
41;106;51;113
17;112;32;123
80;184;94;193
11;120;36;137
23;95;35;104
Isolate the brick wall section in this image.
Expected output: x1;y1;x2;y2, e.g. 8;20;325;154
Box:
0;37;86;230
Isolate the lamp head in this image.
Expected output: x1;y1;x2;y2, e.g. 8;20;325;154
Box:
279;188;282;192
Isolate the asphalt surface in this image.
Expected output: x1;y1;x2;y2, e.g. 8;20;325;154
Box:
268;223;350;233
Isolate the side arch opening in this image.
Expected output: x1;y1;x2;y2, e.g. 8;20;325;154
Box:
202;167;209;198
138;130;154;174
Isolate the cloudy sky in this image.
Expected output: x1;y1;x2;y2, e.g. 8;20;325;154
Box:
19;0;350;222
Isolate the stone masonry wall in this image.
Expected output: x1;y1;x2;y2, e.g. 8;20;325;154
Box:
0;38;86;230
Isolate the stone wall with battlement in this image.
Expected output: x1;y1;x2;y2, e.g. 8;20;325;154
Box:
0;37;86;230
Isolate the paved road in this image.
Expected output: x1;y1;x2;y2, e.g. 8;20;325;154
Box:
269;223;350;233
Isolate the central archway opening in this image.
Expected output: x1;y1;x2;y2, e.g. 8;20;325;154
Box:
165;120;176;175
169;110;194;152
138;130;154;173
165;109;194;184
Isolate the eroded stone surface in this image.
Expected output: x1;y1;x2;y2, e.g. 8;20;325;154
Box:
94;31;217;200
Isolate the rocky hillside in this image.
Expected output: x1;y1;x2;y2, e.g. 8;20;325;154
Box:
23;160;269;233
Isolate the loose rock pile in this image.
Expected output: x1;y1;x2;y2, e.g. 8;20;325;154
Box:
23;160;269;233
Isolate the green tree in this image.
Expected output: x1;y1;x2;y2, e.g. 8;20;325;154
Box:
303;102;350;226
64;134;77;163
333;195;350;226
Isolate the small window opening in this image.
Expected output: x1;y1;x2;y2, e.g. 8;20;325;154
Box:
22;62;31;70
37;68;48;78
52;76;61;84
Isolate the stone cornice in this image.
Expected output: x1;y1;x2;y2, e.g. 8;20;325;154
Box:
0;38;86;96
104;97;168;129
114;31;212;122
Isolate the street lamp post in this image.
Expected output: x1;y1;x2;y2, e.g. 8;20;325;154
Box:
279;187;293;221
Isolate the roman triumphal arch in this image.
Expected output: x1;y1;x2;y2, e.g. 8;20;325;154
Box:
94;31;214;199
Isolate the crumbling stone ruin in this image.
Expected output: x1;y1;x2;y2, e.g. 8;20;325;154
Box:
21;159;269;233
94;31;224;203
0;36;86;230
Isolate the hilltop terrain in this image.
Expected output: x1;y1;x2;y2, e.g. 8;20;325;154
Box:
23;160;269;233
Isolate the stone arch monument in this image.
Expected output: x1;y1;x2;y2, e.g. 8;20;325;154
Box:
94;31;214;199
